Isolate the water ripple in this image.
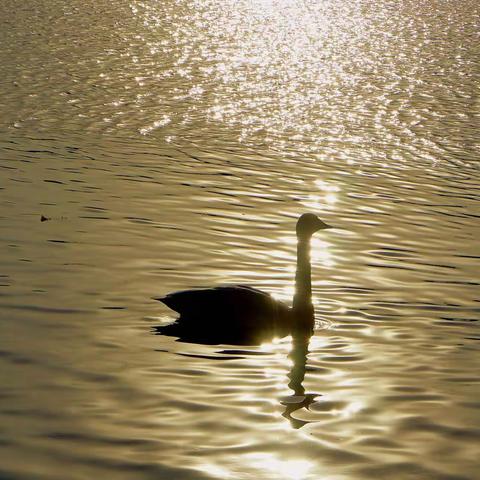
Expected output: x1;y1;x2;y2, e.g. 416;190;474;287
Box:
1;0;479;479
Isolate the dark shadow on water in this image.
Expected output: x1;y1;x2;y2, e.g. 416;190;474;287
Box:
152;316;294;346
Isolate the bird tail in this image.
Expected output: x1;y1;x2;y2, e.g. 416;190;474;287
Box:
153;322;180;337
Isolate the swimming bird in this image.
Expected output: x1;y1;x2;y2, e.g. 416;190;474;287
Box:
154;213;331;344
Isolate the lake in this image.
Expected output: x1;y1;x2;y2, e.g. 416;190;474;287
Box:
0;0;479;479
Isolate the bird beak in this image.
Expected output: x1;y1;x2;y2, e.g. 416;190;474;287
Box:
318;222;333;230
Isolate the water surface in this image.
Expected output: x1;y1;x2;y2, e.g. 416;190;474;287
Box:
1;1;479;479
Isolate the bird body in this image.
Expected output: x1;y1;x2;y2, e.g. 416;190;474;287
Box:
156;285;292;344
158;285;289;320
154;213;331;345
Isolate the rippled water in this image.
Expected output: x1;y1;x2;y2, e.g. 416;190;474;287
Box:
1;1;479;479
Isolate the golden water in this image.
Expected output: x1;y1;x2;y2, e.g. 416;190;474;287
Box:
0;1;479;479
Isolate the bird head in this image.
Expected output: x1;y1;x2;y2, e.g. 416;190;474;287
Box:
296;213;331;239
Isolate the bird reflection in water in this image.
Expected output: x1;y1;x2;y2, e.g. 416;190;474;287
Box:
153;213;330;427
281;333;319;429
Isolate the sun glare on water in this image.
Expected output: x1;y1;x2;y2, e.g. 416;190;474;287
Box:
247;454;313;480
136;0;368;144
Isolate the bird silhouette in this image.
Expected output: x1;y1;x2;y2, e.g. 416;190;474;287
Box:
154;213;331;345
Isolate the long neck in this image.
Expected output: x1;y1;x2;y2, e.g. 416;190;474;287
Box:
292;235;313;315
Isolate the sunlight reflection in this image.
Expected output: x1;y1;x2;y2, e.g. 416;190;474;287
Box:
324;192;337;204
277;236;335;268
308;335;332;350
307;180;341;208
316;396;364;419
139;115;171;135
302;192;337;211
314;179;340;192
157;0;369;144
340;400;363;418
311;238;335;267
199;463;234;479
261;337;293;395
260;336;288;352
247;453;313;480
280;284;295;300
